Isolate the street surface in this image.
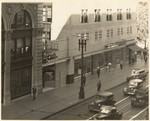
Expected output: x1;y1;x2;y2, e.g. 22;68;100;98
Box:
45;79;148;120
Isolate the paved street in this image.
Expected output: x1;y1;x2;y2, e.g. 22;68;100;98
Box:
45;79;148;120
2;58;148;120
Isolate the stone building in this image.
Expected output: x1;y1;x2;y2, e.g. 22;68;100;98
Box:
1;3;44;105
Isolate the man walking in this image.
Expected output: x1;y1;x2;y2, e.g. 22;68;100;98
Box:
97;67;101;78
97;80;101;92
32;86;37;100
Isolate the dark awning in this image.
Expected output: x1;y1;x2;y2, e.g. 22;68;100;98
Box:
128;45;143;52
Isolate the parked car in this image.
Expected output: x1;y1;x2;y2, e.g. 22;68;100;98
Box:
89;91;116;112
131;85;148;107
123;79;144;95
92;105;122;120
127;69;147;82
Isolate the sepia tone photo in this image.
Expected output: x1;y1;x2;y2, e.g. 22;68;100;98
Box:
1;0;149;120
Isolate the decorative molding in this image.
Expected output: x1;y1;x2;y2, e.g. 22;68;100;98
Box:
6;5;13;15
5;30;12;41
22;4;27;9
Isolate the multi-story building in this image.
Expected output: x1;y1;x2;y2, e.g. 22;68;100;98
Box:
42;9;142;90
1;3;50;105
136;2;148;47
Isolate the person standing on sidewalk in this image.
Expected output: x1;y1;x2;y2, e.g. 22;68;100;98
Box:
120;61;123;69
96;67;101;78
97;80;101;92
32;86;37;100
108;62;112;72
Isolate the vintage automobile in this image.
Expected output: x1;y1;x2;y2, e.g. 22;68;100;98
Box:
92;105;122;120
127;69;147;82
123;79;144;95
89;91;115;112
131;85;148;107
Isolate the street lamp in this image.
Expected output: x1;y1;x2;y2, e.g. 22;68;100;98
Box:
78;33;87;99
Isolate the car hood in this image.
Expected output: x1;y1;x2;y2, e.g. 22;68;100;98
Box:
96;114;108;119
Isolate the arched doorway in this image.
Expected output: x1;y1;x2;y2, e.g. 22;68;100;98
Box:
10;9;33;99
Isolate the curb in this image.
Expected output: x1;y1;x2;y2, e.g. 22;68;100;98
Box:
41;80;127;120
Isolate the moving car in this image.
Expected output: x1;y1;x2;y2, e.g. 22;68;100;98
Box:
93;105;122;120
89;91;115;112
123;79;143;95
127;69;147;82
131;85;148;107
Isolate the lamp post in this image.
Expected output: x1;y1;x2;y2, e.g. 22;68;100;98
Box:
78;33;87;99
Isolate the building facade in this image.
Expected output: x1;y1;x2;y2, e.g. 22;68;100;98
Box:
43;9;142;90
1;3;45;105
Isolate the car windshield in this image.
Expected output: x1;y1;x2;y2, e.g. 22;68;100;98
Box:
96;95;106;100
129;82;137;87
101;108;110;114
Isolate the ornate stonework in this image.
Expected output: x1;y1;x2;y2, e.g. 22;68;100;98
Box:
6;5;14;15
5;30;12;41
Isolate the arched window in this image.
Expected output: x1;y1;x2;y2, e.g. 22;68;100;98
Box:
11;10;32;29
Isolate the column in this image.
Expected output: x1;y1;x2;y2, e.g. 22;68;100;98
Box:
3;30;12;105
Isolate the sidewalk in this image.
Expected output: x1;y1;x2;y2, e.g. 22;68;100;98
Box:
2;58;148;120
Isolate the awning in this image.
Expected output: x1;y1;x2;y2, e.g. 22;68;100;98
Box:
128;45;143;52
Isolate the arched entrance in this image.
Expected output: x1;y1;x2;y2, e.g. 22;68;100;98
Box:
10;9;33;99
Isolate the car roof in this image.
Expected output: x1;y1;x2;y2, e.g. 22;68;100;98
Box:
97;91;114;96
101;105;116;110
129;79;143;83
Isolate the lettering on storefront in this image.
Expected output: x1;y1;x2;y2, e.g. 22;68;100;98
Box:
105;40;127;49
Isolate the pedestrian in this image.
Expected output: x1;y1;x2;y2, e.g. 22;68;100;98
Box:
97;80;101;92
108;62;112;72
120;61;123;69
83;74;86;87
32;86;37;100
96;67;101;78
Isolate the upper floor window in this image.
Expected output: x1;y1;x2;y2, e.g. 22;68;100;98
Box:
43;5;52;22
107;30;110;37
117;28;120;35
11;36;32;60
11;10;32;29
121;28;123;35
81;9;88;23
111;29;113;37
127;27;129;34
99;31;102;39
106;9;113;21
95;31;98;40
126;9;131;20
117;9;122;20
94;9;101;22
130;27;132;34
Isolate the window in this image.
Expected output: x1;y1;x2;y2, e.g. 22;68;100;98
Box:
130;27;132;34
81;9;88;23
107;30;109;37
121;28;123;35
117;28;120;35
43;5;52;22
117;9;122;20
95;31;98;40
42;39;46;50
99;31;102;39
106;9;112;21
94;9;101;22
86;32;89;41
111;29;113;37
126;9;131;20
127;27;129;34
11;37;32;60
11;10;32;29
